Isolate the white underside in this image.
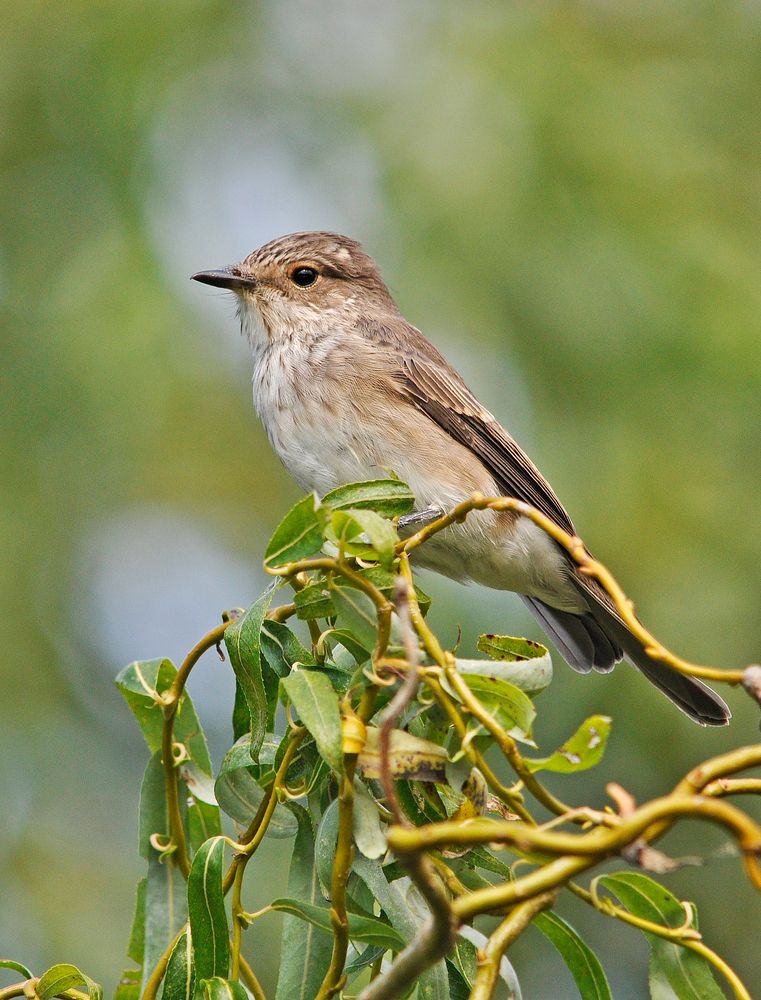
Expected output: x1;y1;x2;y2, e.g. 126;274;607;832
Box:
240;295;585;614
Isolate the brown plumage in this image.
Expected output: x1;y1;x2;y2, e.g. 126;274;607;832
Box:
192;231;730;726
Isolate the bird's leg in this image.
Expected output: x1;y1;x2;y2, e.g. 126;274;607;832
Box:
397;505;445;537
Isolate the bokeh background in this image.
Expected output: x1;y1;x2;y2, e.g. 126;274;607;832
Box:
2;2;760;996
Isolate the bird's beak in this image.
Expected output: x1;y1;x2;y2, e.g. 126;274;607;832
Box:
190;268;257;291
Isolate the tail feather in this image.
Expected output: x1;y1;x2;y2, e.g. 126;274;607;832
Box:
522;595;730;727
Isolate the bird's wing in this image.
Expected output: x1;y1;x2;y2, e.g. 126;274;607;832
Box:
393;352;576;534
389;348;626;622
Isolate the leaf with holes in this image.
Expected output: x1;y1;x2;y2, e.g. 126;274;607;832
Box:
526;716;611;773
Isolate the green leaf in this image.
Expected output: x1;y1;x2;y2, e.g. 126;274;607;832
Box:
320;479;415;517
324;629;372;664
138;752;167;860
294;582;336;620
281;670;343;772
265;493;323;568
477;633;549;661
224;590;273;759
138;754;188;993
260;620;316;675
270;898;405;951
458;638;552;696
353;778;387;859
142;857;187;993
458;673;536;740
357;727;448;782
162;930;195;1000
314;798;340;898
127;878;146;965
214;734;298;837
329;583;378;652
353;856;450;1000
201;978;249;1000
534;911;612;1000
37;964;102;1000
330;508;398;567
0;960;33;979
598;873;724;1000
187;838;229;981
232;681;249;742
275;805;332;1000
114;970;141;1000
458;926;522;998
526;715;612;774
115;659;212;772
449;935;478;991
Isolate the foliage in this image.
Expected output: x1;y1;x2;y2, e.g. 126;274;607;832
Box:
3;483;760;1000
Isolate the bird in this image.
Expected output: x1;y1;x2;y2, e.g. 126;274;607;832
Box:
192;231;730;726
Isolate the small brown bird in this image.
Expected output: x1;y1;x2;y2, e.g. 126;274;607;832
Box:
192;231;729;726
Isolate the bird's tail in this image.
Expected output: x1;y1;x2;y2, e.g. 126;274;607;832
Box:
521;595;730;727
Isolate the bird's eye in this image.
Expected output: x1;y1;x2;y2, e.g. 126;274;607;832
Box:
291;266;318;287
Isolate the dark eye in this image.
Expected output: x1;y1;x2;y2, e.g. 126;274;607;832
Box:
291;266;318;287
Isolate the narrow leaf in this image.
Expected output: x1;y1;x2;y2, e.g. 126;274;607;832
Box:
534;911;612;1000
477;634;549;662
353;857;450;1000
201;979;249;1000
526;716;612;774
264;493;323;567
260;620;316;676
293;583;335;621
329;583;378;652
114;970;140;1000
459;674;536;740
275;805;332;1000
314;799;340;898
281;670;343;772
214;735;298;837
224;590;273;759
357;727;447;782
127;878;146;965
320;479;415;517
162;930;195;1000
0;960;33;979
187;838;229;981
116;659;212;772
599;873;724;999
37;964;102;1000
330;508;398;567
270;898;404;950
139;754;188;993
143;858;187;992
353;778;387;859
459;637;552;696
458;926;523;999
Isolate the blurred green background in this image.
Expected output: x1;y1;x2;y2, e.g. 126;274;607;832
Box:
2;2;760;997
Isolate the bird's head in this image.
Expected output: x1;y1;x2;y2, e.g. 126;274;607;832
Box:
191;231;395;345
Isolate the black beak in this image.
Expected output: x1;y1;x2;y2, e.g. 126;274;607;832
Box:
190;268;257;291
